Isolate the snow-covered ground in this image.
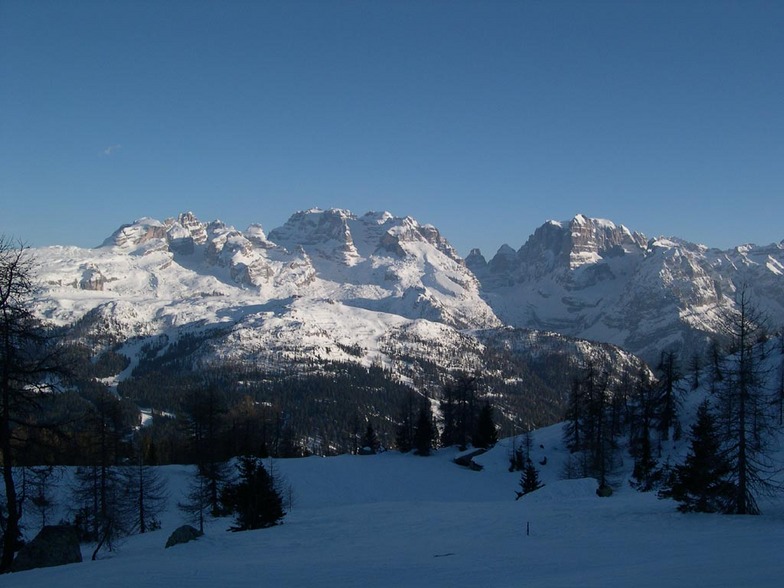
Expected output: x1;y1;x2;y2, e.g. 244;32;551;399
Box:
6;424;783;587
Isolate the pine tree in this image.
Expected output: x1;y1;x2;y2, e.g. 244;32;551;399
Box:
413;403;435;456
395;394;415;453
439;383;458;447
516;459;544;499
508;434;525;472
440;373;478;449
221;456;284;531
708;339;724;395
716;288;777;514
472;401;498;449
660;401;734;513
688;352;702;391
184;385;229;515
563;363;617;485
656;351;682;441
360;423;379;454
629;421;659;492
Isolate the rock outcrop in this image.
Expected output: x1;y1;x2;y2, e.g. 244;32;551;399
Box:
11;525;82;572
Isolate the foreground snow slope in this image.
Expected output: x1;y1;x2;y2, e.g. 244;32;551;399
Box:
6;425;783;587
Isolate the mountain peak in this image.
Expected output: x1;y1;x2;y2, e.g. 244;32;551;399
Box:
101;217;167;251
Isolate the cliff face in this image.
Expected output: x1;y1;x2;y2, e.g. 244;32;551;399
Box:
471;215;784;363
30;209;784;368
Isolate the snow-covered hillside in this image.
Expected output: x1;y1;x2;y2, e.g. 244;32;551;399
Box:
33;210;502;378
468;214;784;362
5;425;783;587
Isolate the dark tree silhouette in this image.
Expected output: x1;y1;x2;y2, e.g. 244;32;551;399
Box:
122;439;168;534
395;394;416;453
221;456;284;531
473;402;498;449
440;373;478;449
360;423;380;454
656;351;682;441
715;288;777;514
184;385;229;516
1;238;67;572
660;400;734;513
413;403;435;456
516;459;544;499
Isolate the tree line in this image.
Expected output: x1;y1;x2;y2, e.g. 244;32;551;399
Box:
561;285;784;514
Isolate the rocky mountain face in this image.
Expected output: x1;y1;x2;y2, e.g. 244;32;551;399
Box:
34;210;505;389
32;209;784;404
467;214;784;363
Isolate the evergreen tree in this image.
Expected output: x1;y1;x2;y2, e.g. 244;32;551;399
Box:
184;385;229;515
221;456;284;531
439;383;458;447
516;459;544;499
688;352;702;391
413;403;435;456
660;401;735;513
360;423;379;454
629;421;659;492
708;339;725;395
472;402;498;449
656;351;682;441
439;372;479;449
562;377;584;453
716;288;777;514
395;394;415;453
508;441;524;472
563;362;617;485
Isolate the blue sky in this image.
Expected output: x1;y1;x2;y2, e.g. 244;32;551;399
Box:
1;1;782;257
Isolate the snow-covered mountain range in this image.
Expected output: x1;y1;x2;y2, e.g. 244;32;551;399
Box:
34;209;504;390
31;209;783;381
468;213;784;362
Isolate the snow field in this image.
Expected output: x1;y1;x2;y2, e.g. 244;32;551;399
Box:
5;427;783;587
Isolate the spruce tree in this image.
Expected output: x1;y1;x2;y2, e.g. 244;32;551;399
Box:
716;288;777;514
660;401;734;513
630;422;659;492
472;402;498;449
413;403;435;456
221;456;285;531
395;394;416;453
440;373;478;449
516;459;544;499
360;423;379;454
656;351;682;441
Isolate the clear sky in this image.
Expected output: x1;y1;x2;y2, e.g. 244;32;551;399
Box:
1;0;782;258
